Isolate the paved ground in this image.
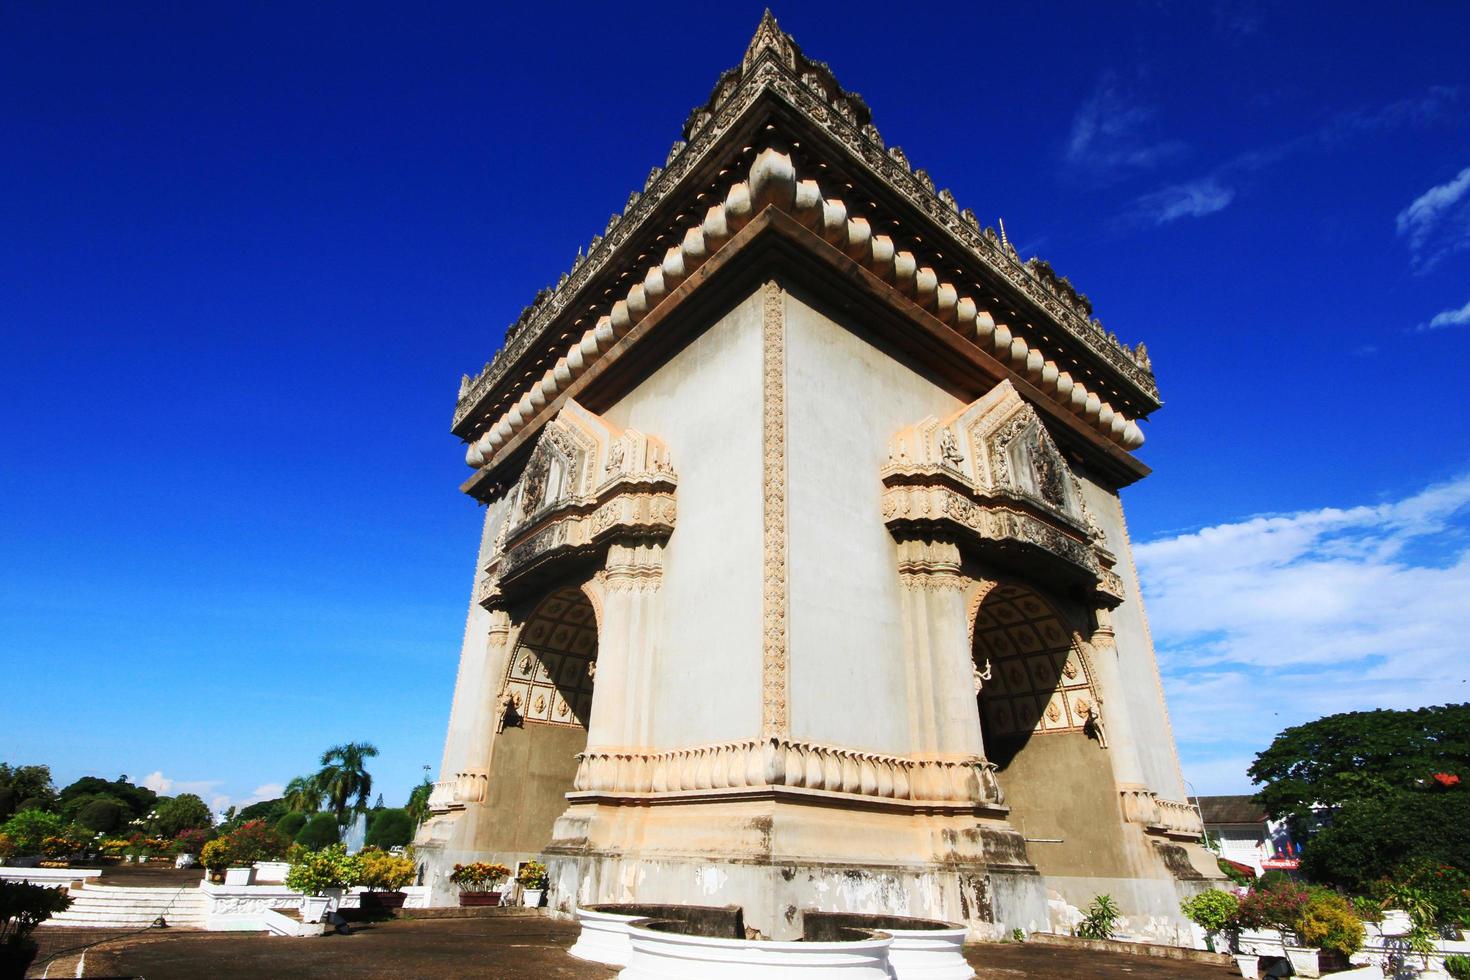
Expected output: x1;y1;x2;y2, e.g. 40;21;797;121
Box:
31;916;1239;979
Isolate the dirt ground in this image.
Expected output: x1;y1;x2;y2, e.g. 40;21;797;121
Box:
31;915;1238;979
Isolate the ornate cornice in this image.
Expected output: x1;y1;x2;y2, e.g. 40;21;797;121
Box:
569;736;1005;814
452;14;1159;444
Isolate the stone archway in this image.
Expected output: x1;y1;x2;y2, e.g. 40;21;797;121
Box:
972;582;1132;879
480;586;599;855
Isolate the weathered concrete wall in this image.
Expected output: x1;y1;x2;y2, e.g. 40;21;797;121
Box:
478;722;588;854
1077;478;1187;800
601;288;766;748
783;289;962;754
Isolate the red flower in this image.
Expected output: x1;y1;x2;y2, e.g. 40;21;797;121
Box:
1431;772;1460;787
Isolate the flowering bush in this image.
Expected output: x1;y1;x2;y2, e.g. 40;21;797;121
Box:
358;848;416;891
199;820;290;872
1236;881;1310;932
0;810;65;856
173;827;211;856
0;833;14;864
285;844;363;896
1375;858;1470;930
516;860;548;890
449;862;510;891
1296;890;1365;957
39;835;83;859
97;837;130;857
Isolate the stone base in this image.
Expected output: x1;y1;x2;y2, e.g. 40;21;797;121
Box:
542;796;1048;940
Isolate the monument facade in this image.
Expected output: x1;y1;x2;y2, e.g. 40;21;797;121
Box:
416;14;1218;940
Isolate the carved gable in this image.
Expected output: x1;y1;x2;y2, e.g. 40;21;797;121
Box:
479;399;676;606
883;382;1123;605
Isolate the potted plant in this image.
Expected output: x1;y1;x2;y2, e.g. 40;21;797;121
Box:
285;844;363;923
517;860;548;908
449;862;511;906
0;880;72;979
172;828;209;869
1294;889;1364;974
358;848;416;913
1181;888;1240;953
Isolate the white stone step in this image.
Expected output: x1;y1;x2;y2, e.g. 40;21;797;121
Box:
42;883;209;928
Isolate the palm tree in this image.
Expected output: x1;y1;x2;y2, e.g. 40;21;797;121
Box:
283;775;322;814
315;742;379;826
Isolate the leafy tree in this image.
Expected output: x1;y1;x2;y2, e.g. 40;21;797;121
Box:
283;776;323;814
0;810;66;855
294;812;341;850
236;797;286;825
1250;704;1470;830
151;794;213;837
1250;704;1470;891
365;808;414;849
0;765;56;818
75;798;127;834
275;811;308;839
314;742;378;827
405;778;433;825
57;776;156;822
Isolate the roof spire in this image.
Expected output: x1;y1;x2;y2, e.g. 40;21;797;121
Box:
744;9;795;72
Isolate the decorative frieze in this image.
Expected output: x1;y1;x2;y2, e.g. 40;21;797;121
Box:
569;736;1005;811
761;280;790;738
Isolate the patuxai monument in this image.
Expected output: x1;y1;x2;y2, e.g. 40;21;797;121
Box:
415;13;1218;941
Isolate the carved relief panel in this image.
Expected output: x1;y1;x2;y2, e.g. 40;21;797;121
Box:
502;587;599;728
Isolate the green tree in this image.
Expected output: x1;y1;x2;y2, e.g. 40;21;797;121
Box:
314;743;378;827
236;797;287;825
57;776;156;822
294;812;341;850
1249;704;1470;831
0;765;56;819
0;810;66;855
365;808;414;849
151;794;214;837
275;811;308;839
75;798;127;834
405;778;433;826
1250;704;1470;890
283;776;322;813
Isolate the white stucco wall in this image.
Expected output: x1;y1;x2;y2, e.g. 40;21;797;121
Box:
1077;478;1187;800
783;291;964;755
601;289;766;748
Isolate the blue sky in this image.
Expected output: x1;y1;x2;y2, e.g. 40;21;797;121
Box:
2;2;1467;812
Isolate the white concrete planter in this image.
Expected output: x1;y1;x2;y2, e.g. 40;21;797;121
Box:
802;913;972;980
1285;944;1321;977
174;853;196;869
223;866;257;886
522;888;544;908
1232;952;1260;978
300;888;343;924
568;906;642;966
621;920;893;979
252;861;291;883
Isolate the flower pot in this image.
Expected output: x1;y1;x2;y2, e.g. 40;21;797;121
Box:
522;888;545;908
1232;953;1260;979
301;888;344;924
359;890;408;912
459;890;502;907
1285;945;1321;978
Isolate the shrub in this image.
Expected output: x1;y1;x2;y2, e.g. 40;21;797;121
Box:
0;810;65;856
1444;954;1470;980
1217;858;1254;887
285;844;363;896
1077;894;1121;940
0;834;14;864
448;862;510;891
1257;870;1292;892
173;827;211;856
198;819;289;871
1236;881;1310;932
75;798;126;834
1375;858;1470;930
39;834;83;859
294;813;340;851
359;848;416;891
275;811;307;839
0;879;73;945
1181;889;1240;938
151;794;213;837
364;808;414;850
1296;890;1365;957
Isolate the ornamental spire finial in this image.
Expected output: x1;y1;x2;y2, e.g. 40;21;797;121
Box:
744;9;794;72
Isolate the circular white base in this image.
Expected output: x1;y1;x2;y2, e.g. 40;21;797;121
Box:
619;922;893;979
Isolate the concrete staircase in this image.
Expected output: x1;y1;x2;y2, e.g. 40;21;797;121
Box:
45;881;208;929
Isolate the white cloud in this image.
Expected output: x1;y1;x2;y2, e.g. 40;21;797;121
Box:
141;770;222;798
241;783;285;807
142;771;172;794
1137;474;1470;793
1397;165;1470;272
1065;74;1186;184
1421;297;1470;331
1132;178;1235;225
